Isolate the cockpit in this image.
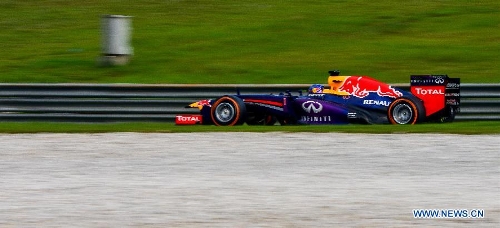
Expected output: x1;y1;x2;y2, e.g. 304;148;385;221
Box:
308;70;351;96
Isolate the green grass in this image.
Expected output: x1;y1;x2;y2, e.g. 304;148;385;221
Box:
1;1;498;133
1;0;499;84
0;121;498;134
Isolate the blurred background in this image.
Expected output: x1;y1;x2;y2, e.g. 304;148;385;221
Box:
1;0;498;83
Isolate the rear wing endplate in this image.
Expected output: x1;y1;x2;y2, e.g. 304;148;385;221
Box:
410;75;460;116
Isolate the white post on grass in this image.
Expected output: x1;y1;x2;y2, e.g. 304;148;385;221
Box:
100;15;133;66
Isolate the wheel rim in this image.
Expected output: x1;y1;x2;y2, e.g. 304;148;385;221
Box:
392;103;413;124
214;102;235;123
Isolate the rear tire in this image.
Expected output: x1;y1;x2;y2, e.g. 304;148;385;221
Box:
439;106;456;123
210;96;246;126
387;97;425;125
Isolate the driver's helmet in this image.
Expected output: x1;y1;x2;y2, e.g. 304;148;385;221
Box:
308;84;324;94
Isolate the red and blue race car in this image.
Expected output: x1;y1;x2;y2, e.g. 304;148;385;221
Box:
176;70;460;125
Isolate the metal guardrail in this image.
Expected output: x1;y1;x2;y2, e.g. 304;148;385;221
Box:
0;83;499;122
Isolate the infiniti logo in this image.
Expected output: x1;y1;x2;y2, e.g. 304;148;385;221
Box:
435;77;445;84
302;101;323;113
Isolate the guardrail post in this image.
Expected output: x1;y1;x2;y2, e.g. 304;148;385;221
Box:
99;15;133;66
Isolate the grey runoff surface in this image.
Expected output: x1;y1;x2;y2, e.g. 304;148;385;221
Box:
1;133;498;227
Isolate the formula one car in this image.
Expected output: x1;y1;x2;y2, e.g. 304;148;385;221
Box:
176;70;460;125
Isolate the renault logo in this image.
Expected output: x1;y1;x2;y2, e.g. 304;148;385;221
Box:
302;101;323;113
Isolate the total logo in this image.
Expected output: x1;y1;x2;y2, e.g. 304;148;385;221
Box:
302;101;323;113
176;116;201;122
175;115;203;125
415;88;444;95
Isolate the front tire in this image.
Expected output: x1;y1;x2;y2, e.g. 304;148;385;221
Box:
387;97;425;125
210;96;246;126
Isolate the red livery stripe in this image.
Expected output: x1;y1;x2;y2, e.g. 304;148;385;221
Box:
243;99;283;107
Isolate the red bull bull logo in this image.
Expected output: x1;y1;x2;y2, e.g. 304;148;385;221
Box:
188;99;212;110
197;99;212;107
338;76;402;98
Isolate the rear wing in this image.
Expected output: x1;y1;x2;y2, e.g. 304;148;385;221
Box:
410;75;460;117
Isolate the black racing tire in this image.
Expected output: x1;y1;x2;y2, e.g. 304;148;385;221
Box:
210;95;247;126
277;116;297;125
387;97;425;125
246;114;277;125
439;106;456;123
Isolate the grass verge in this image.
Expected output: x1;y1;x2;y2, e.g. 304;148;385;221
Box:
0;121;498;134
1;0;499;84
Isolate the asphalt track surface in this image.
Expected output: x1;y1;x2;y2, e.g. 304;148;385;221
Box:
1;133;499;227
